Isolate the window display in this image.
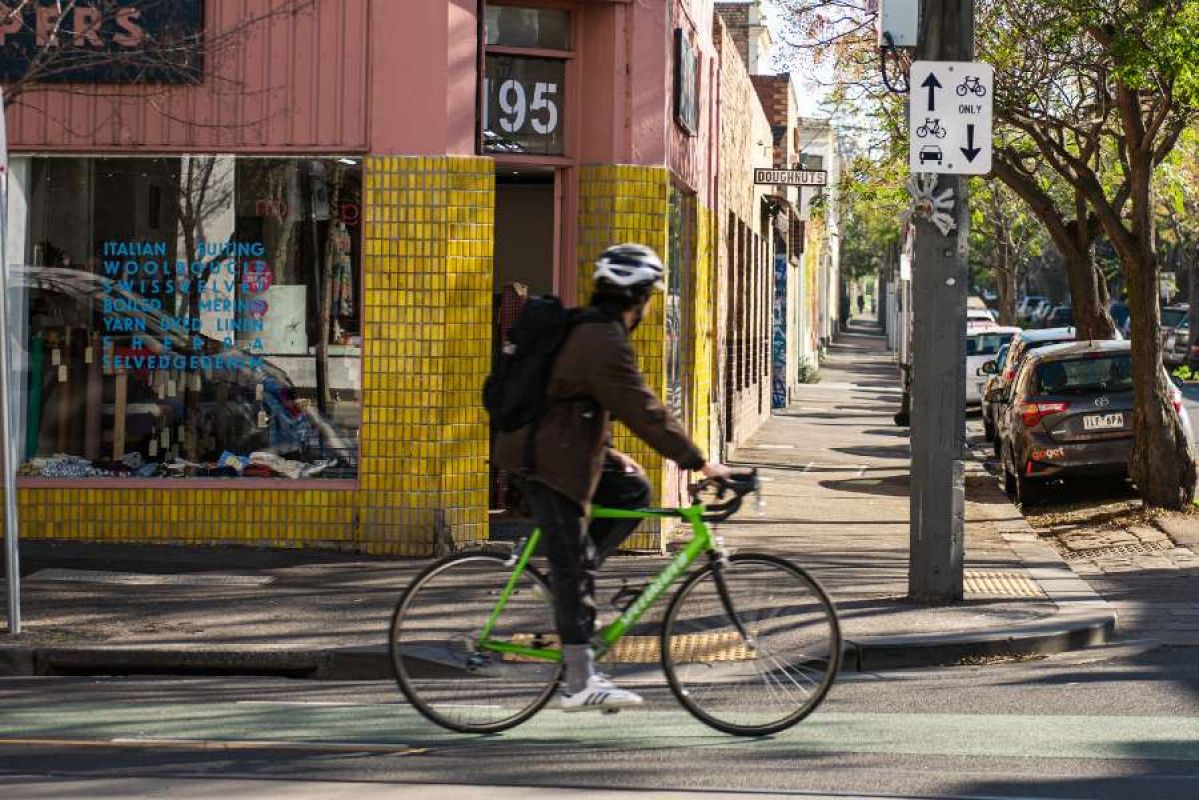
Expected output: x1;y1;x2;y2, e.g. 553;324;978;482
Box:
15;156;362;480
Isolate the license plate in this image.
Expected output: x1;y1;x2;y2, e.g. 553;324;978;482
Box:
1083;413;1124;430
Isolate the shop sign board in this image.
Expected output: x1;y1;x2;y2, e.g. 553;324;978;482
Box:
483;54;566;156
0;2;205;83
908;60;993;175
754;168;828;187
674;28;699;136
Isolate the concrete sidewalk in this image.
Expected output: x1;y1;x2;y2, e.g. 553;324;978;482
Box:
0;320;1113;679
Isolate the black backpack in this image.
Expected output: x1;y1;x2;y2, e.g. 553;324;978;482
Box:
484;295;598;434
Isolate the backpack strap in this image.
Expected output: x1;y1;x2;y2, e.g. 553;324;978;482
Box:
519;311;612;473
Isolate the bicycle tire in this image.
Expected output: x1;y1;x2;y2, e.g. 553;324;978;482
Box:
390;552;563;734
661;553;841;736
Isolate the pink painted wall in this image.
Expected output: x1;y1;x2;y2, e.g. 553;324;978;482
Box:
6;0;371;153
576;0;717;206
665;0;717;207
371;0;480;155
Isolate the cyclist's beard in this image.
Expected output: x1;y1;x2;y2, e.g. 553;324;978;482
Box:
626;298;651;332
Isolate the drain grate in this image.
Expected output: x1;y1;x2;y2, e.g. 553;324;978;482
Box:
1056;539;1175;562
963;570;1046;598
28;569;275;587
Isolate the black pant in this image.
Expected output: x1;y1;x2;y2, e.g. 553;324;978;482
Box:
523;460;652;645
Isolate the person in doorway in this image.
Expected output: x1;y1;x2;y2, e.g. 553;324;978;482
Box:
494;243;732;713
857;294;866;315
871;296;877;315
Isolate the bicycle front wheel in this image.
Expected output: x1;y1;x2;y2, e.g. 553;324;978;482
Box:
390;553;562;734
661;554;841;736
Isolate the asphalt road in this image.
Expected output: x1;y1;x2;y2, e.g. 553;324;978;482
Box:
0;642;1197;799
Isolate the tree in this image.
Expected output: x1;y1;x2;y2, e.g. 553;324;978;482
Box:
991;0;1199;508
969;180;1043;324
779;0;1199;508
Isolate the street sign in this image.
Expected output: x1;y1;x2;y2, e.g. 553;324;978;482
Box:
908;60;993;175
753;168;827;187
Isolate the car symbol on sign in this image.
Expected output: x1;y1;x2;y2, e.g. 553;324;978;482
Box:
919;145;943;165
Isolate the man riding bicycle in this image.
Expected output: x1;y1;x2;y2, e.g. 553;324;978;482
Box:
494;243;732;712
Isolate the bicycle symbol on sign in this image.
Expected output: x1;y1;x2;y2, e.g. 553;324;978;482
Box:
916;118;947;139
957;76;987;97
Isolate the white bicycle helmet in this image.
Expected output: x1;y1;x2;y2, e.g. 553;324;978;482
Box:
593;244;665;291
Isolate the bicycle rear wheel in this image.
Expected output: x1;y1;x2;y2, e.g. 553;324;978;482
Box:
390;552;562;734
661;553;841;736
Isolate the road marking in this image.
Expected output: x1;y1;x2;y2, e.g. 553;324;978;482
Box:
2;703;1198;762
0;736;424;754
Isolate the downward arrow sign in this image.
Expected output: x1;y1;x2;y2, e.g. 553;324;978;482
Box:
921;73;942;112
961;124;982;162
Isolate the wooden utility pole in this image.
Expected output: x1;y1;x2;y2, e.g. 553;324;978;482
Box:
908;0;974;602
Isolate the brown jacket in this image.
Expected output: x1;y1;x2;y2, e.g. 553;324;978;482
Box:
493;313;705;507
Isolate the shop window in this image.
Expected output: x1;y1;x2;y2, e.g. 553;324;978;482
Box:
15;156;362;481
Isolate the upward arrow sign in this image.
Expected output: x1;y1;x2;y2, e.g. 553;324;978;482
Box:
921;73;942;112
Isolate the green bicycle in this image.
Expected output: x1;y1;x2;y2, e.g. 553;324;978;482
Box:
389;471;842;736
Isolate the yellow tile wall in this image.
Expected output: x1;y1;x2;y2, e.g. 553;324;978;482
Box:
579;165;722;551
11;155;495;557
358;155;493;554
692;206;718;460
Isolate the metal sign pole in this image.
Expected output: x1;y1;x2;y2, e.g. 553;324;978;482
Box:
0;89;19;634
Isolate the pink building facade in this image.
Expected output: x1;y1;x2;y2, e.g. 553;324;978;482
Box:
4;0;776;554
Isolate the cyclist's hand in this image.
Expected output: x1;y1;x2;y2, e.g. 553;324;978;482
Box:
701;462;734;481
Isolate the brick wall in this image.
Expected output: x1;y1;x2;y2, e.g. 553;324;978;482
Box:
713;14;773;449
714;3;751;67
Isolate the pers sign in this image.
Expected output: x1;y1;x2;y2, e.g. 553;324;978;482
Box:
0;2;204;83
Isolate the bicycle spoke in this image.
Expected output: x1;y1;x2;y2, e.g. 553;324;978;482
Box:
662;555;841;736
390;554;562;734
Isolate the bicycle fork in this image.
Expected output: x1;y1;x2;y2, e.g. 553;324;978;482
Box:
708;546;756;650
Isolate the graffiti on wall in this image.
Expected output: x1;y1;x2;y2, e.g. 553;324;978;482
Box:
772;252;788;409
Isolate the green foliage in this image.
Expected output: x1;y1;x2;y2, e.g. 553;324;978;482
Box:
797;356;820;385
838;152;907;282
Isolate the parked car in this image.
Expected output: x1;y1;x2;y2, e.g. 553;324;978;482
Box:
967;326;1020;407
1109;300;1130;331
980;327;1079;443
1159;304;1189;347
990;340;1192;506
1044;304;1073;327
1017;296;1048;321
1166;320;1191;366
1029;300;1057;328
966;306;998;332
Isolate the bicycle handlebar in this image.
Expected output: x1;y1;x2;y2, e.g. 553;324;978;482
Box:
688;468;760;522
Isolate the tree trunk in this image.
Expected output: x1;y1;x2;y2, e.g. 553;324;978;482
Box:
994;240;1017;325
1189;261;1199;359
1063;246;1117;340
1125;244;1196;507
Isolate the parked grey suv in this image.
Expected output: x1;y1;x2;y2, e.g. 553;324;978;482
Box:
990;340;1192;506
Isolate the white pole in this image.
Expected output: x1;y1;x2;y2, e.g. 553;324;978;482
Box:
0;89;19;635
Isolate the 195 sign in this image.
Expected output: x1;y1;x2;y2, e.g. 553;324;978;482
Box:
483;55;566;155
486;78;559;136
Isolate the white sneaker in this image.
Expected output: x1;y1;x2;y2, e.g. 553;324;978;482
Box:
558;674;644;713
